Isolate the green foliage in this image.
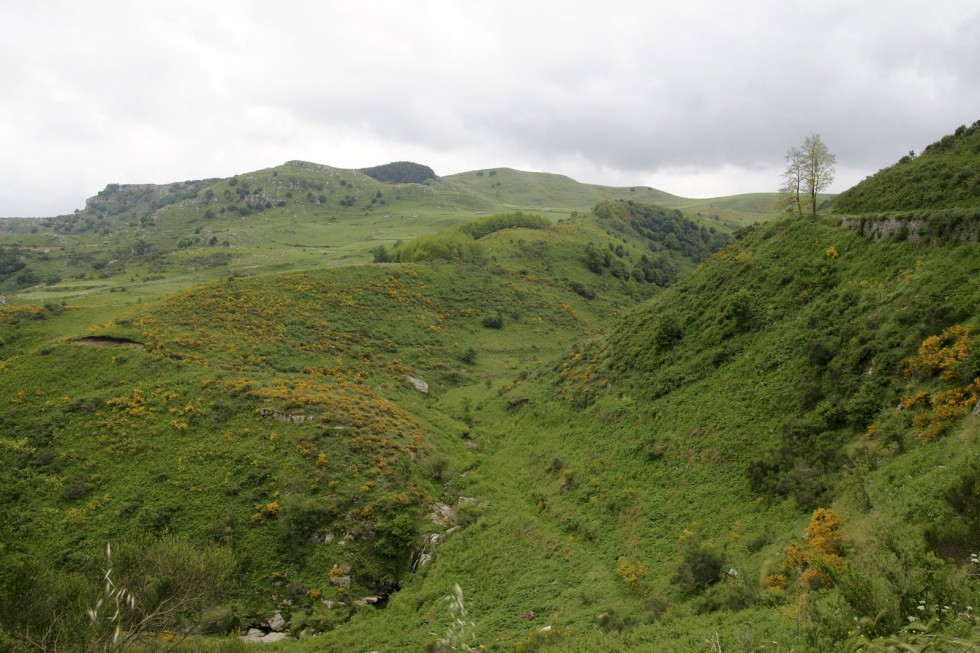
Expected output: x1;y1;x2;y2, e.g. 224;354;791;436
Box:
374;513;419;569
457;212;549;240
833;120;980;212
747;418;848;509
370;244;390;263
924;464;980;562
593;199;733;262
481;314;504;329
673;534;726;596
359;161;436;184
1;138;978;652
0;537;236;651
389;231;484;263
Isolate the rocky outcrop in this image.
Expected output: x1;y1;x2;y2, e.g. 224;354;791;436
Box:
840;217;926;242
258;407;315;423
242;629;288;643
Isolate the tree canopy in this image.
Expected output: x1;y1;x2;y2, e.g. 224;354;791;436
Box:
359;161;436;184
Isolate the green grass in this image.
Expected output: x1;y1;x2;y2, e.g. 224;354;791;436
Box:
1;147;978;652
0;162;766;307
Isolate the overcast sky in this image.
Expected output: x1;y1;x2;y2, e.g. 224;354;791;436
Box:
1;1;977;217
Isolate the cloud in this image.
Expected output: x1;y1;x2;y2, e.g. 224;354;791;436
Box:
0;0;977;214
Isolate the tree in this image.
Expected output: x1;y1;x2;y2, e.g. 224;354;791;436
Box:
781;134;836;216
779;146;805;216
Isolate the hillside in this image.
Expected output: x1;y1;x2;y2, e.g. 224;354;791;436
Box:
299;216;979;652
833;120;980;213
0;138;978;653
0;205;732;650
0;162;760;308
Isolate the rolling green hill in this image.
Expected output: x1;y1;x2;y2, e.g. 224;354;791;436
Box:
0;134;977;653
0;162;761;309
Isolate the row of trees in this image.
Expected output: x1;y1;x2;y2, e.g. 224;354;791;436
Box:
780;134;837;216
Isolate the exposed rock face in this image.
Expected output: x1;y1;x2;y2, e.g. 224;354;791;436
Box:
258;407;315;423
841;216;979;243
840;217;926;242
412;532;441;571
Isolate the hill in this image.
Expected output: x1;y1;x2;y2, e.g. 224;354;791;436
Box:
0;162;762;308
0;203;733;650
833;120;980;213
300;216;979;652
0;138;977;652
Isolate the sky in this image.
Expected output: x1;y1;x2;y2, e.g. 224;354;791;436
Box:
1;1;978;217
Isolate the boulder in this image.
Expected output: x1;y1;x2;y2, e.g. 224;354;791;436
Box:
267;611;285;632
428;502;455;526
406;375;429;394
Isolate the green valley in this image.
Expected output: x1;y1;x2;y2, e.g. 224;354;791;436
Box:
0;123;978;653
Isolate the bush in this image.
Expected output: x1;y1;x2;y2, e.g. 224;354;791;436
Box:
482;314;504;329
460;347;477;365
673;535;725;595
198;604;242;635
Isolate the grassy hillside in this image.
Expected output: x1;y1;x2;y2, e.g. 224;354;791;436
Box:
0;206;730;650
833;120;980;213
0;162;763;309
299;216;979;652
0;141;977;652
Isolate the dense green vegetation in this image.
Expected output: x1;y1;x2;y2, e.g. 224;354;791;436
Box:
359;161;437;184
833;120;980;212
0;130;977;652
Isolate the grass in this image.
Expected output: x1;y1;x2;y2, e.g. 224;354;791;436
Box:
1;147;978;651
0;162;766;307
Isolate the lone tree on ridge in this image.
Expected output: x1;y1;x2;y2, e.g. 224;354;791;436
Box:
780;134;836;216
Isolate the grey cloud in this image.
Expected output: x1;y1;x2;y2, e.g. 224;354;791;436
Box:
1;0;978;215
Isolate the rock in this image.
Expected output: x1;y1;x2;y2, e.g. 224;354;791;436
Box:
322;599;338;609
268;611;285;632
354;596;381;606
241;629;289;643
329;564;351;588
428;502;456;526
973;400;980;416
406;375;429;394
457;496;478;506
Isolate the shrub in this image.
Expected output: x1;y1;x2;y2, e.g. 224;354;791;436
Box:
673;533;724;595
482;314;504;329
199;604;242;635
